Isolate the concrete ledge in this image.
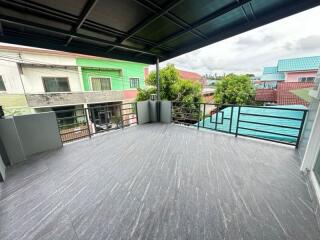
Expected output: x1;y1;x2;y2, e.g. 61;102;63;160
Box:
137;101;150;124
0;112;62;167
0;154;6;181
137;100;172;124
14;112;62;157
307;172;320;229
160;100;172;123
0;117;26;165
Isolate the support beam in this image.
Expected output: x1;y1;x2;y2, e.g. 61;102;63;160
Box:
149;0;251;50
133;0;207;40
156;57;160;101
0;14;159;56
107;0;184;53
65;0;99;46
164;0;319;61
1;0;172;52
0;21;3;36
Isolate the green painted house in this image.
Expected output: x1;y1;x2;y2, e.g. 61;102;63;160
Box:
76;58;148;92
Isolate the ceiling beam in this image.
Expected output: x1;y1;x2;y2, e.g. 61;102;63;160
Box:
0;0;171;52
65;0;99;46
133;0;207;40
0;30;156;64
149;0;251;50
0;22;3;36
84;21;173;51
107;0;184;53
163;0;320;61
0;14;160;56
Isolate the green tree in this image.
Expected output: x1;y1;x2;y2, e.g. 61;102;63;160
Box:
214;74;255;105
136;64;203;103
172;79;203;104
136;87;156;101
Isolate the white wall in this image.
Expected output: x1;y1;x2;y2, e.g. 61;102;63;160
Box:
21;66;82;93
20;52;77;66
301;103;320;171
0;50;82;94
0;59;24;93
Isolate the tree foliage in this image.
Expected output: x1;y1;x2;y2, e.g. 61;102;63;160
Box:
136;64;203;103
136;87;156;101
214;74;255;105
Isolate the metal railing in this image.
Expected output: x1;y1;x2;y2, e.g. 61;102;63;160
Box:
172;102;308;147
55;102;138;143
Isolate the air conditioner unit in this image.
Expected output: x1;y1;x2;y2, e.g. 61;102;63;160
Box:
150;94;157;101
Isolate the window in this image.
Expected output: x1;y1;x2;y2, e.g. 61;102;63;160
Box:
0;75;6;91
91;77;111;91
298;77;315;82
43;77;70;92
129;78;140;88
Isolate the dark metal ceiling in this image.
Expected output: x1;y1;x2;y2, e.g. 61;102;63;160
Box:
0;0;319;64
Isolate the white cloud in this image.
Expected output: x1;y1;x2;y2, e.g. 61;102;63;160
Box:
151;6;320;76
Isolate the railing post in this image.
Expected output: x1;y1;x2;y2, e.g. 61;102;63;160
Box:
135;102;139;125
120;104;124;129
197;103;201;129
215;105;219;130
202;103;206;128
90;107;97;134
235;106;241;137
84;108;91;138
55;112;63;143
229;106;234;133
105;104;110;131
171;102;173;123
295;110;308;148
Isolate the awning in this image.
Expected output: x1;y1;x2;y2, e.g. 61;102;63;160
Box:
0;0;318;64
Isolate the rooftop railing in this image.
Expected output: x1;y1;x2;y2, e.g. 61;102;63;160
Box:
54;100;308;147
172;102;308;147
54;102;137;143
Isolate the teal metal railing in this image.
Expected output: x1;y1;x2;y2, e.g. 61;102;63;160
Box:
171;102;308;147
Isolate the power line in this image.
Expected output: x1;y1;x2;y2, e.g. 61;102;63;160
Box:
0;53;148;82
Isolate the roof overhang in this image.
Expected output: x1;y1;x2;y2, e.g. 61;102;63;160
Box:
0;0;319;64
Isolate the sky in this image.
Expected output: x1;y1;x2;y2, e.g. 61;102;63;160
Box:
152;5;320;77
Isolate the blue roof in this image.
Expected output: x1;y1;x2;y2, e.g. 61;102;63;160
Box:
261;66;285;81
263;66;278;74
261;72;285;81
278;56;320;72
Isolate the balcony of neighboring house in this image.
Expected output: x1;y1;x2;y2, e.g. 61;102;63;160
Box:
1;100;320;240
25;76;125;108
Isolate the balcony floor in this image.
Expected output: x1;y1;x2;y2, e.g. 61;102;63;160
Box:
1;123;319;240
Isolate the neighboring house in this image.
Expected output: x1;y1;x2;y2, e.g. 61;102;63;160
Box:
255;56;320;105
76;58;146;103
178;69;214;102
0;46;148;116
278;56;320;82
276;82;314;106
258;66;285;89
178;69;204;85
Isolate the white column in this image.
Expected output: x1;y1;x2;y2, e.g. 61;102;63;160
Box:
78;66;85;91
300;104;320;171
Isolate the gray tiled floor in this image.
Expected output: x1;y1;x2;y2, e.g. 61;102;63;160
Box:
1;123;320;240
